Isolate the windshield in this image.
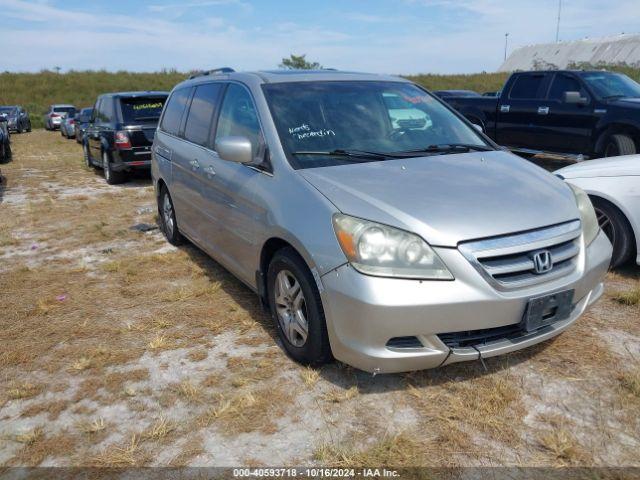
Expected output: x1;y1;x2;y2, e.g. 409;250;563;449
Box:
54;107;75;114
120;96;167;123
0;107;17;115
263;81;489;169
580;72;640;99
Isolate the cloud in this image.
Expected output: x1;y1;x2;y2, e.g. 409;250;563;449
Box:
0;0;638;74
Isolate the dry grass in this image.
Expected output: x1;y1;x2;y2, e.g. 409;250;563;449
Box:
92;434;147;467
2;131;640;467
78;417;106;434
618;369;640;399
323;386;359;403
14;427;44;445
314;432;428;467
7;382;42;400
610;286;640;306
143;416;175;441
537;430;586;465
300;366;320;386
199;388;290;434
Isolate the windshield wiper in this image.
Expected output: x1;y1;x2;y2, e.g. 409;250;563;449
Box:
601;94;626;100
393;143;493;155
292;149;402;162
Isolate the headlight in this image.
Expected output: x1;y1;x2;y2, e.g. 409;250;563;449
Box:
568;184;599;245
332;214;453;280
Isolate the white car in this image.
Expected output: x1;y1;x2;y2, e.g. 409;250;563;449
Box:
556;156;640;268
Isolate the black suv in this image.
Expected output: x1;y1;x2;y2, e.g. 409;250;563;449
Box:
83;91;169;184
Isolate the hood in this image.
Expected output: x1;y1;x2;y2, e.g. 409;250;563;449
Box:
609;97;640;107
300;151;579;247
556;155;640;179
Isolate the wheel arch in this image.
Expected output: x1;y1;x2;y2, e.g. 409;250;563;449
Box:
594;123;640;154
587;192;638;258
258;235;319;305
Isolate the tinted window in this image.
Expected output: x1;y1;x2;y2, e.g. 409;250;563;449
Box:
215;84;261;158
549;74;587;100
101;99;114;122
120;96;167;124
53;106;75;114
184;84;223;146
160;88;191;136
581;72;640;99
509;74;548;99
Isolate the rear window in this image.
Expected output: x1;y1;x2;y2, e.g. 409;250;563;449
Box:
509;74;549;100
120;97;167;124
54;107;75;114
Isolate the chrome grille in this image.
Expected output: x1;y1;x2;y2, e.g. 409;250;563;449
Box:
459;220;582;291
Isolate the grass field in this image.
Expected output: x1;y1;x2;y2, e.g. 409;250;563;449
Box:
2;64;639;129
0;130;639;467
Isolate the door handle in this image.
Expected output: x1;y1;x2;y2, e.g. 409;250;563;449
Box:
204;166;216;178
500;105;510;113
189;159;200;170
538;106;550;115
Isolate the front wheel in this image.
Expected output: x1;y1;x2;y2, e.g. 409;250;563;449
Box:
267;247;332;366
591;196;635;268
158;187;183;246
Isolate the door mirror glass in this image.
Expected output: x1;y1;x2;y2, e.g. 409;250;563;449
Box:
215;136;253;164
564;91;588;105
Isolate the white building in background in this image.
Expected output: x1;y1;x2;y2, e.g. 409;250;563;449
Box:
499;33;640;72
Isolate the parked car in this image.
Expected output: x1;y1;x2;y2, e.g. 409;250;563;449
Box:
441;70;640;159
0;105;31;133
152;69;612;373
0;117;11;163
43;104;76;130
433;90;481;99
556;156;640;268
84;91;168;184
75;108;93;144
60;112;76;139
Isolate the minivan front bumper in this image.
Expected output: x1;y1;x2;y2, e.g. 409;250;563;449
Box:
320;230;611;373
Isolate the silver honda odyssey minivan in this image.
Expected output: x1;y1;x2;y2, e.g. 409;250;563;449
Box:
151;69;612;373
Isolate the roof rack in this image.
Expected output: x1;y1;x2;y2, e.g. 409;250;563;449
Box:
188;67;235;79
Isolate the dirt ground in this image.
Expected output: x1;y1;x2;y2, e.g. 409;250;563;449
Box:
1;130;639;468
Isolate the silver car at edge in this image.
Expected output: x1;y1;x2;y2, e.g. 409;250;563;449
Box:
151;69;612;374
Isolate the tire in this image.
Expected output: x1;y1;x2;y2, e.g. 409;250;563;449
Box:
17;123;23;134
27;122;31;133
83;143;94;168
158;186;183;246
2;141;11;162
603;134;636;157
267;247;332;366
591;196;635;268
102;150;125;185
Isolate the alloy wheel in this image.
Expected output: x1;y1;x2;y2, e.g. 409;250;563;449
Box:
274;270;308;347
595;206;616;246
162;193;175;238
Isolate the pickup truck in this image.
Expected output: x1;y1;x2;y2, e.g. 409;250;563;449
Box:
441;70;640;159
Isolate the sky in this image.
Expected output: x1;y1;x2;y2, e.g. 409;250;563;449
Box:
0;0;638;74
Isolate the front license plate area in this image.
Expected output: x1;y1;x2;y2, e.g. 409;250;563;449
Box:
523;290;574;333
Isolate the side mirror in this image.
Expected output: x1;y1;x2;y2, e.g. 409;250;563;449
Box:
564;91;588;105
472;123;484;133
215;136;253;164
